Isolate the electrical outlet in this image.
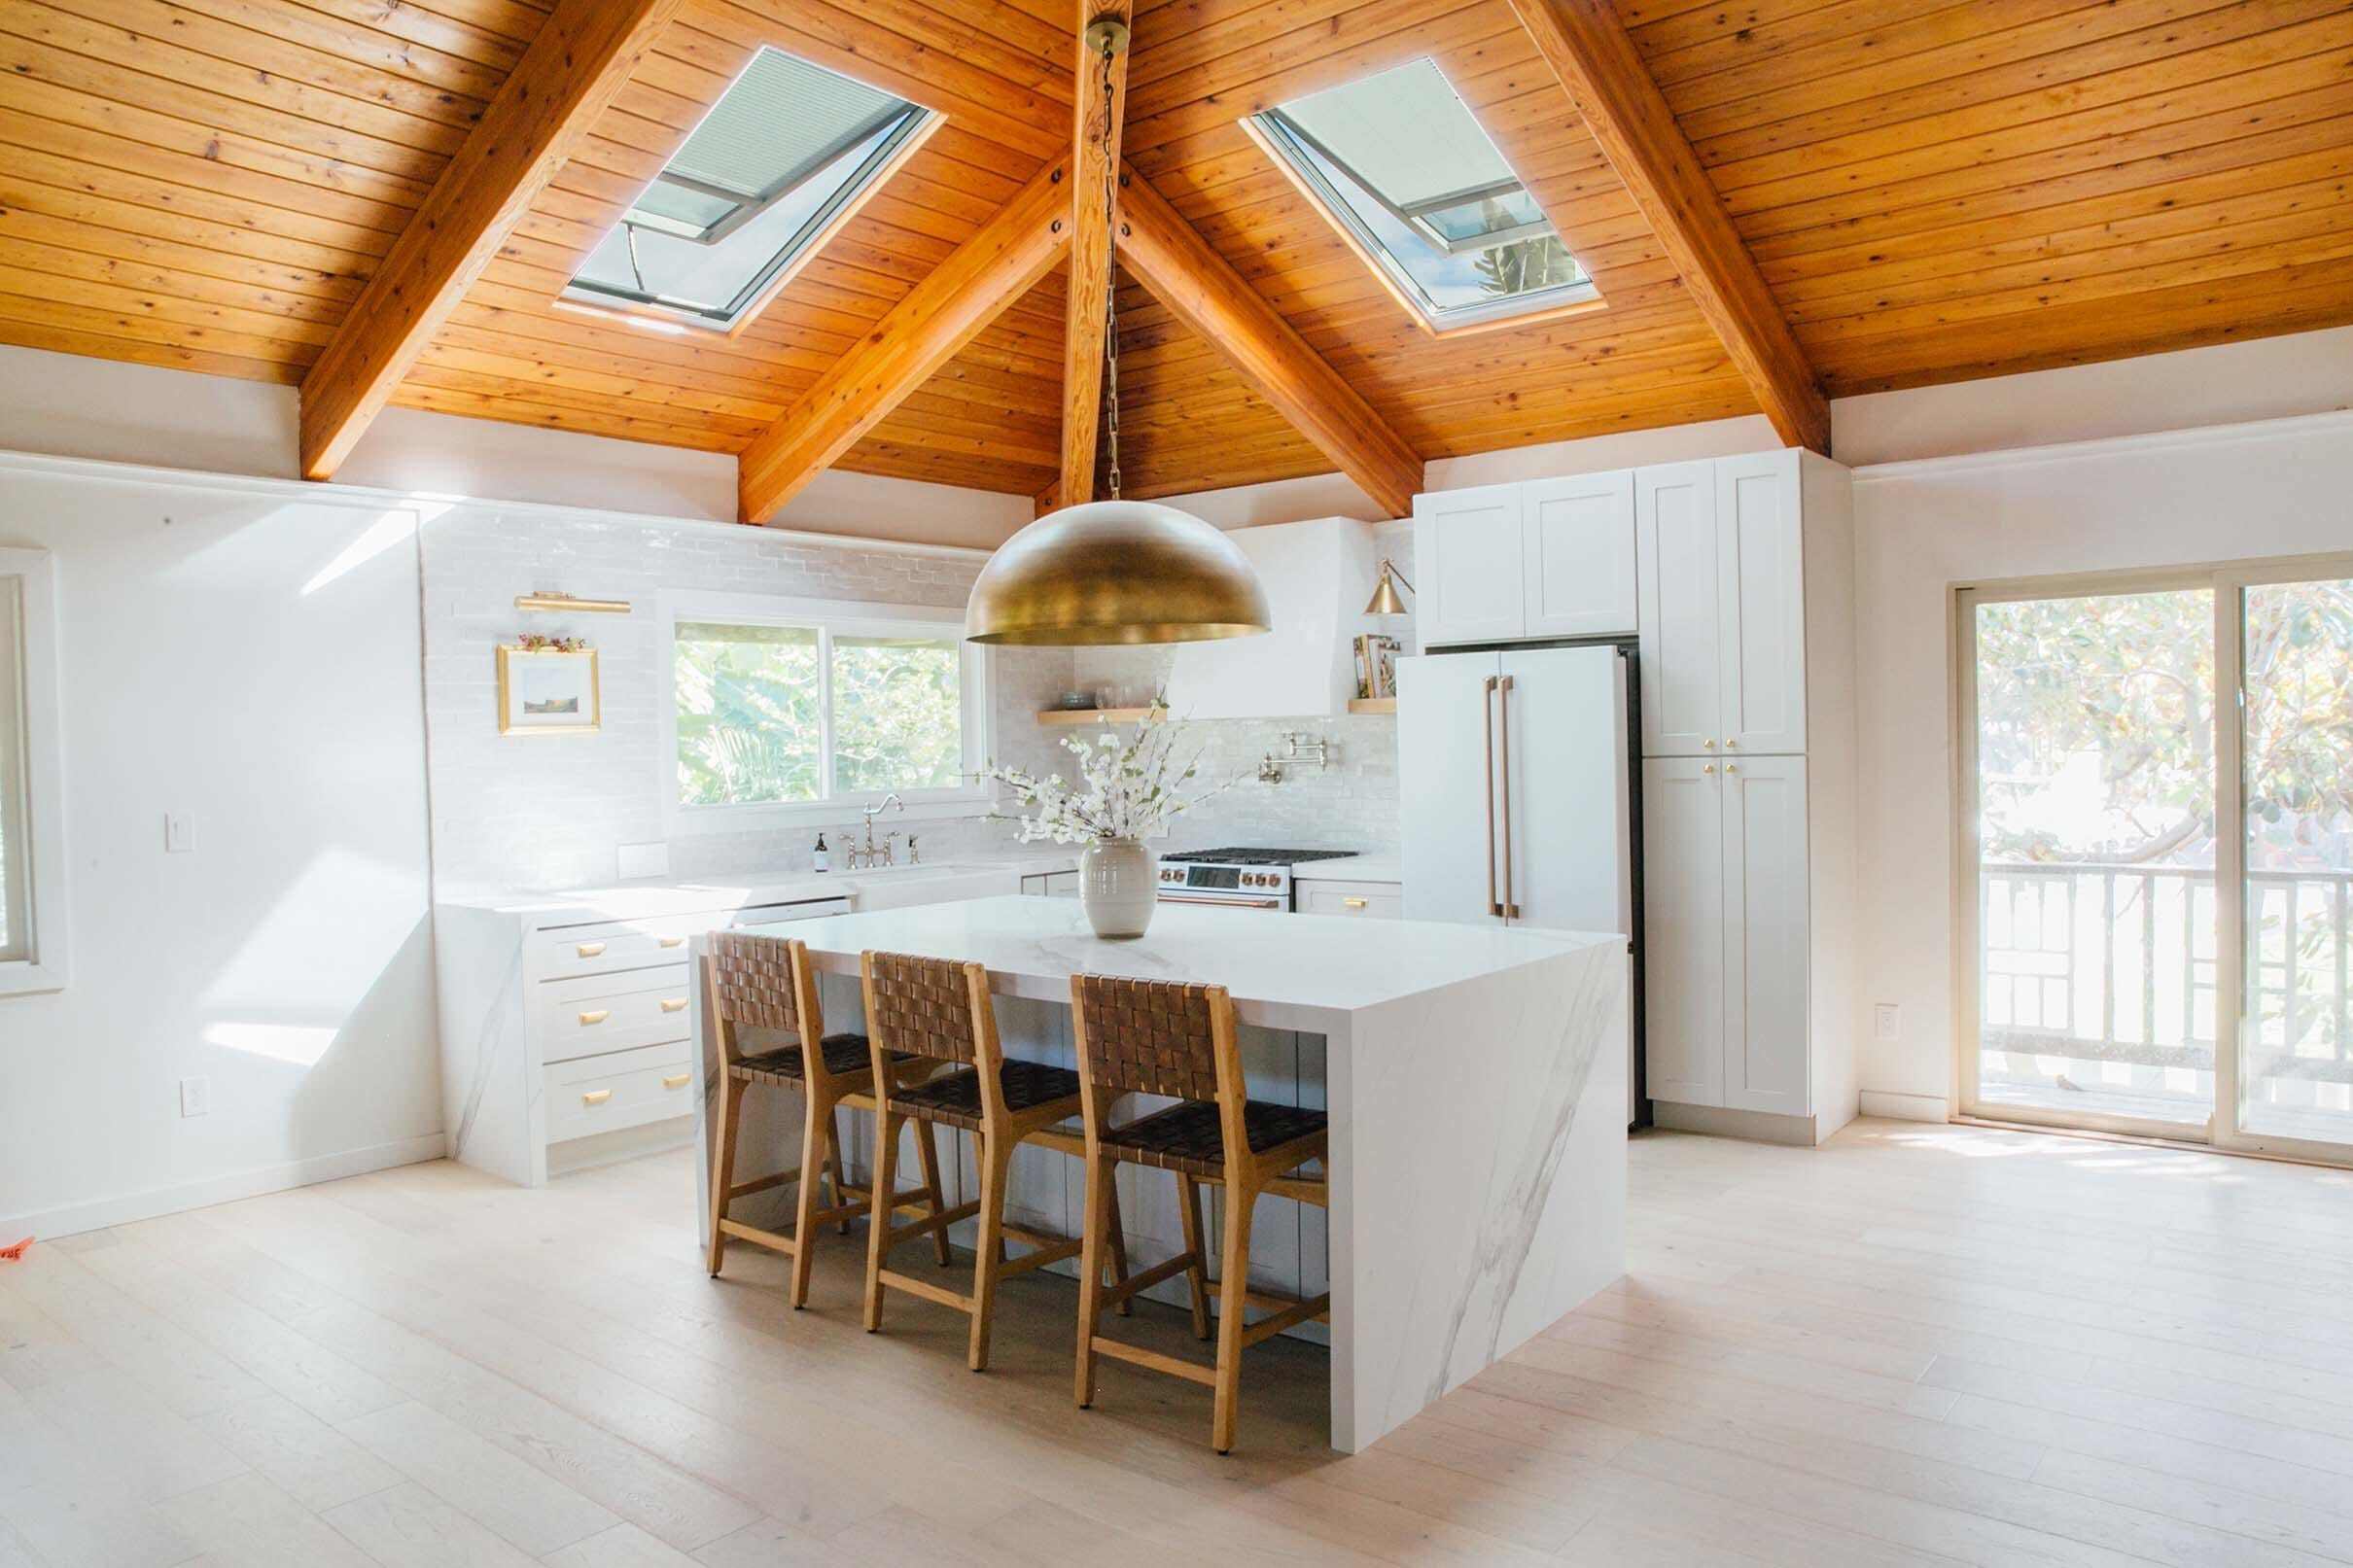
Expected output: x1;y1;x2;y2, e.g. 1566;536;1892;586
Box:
165;812;194;854
1873;1003;1902;1044
178;1076;211;1117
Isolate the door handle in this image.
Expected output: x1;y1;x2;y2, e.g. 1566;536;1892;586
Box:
578;1009;610;1026
1482;675;1502;918
1497;673;1520;919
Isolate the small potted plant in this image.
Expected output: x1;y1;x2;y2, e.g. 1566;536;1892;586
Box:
981;709;1233;939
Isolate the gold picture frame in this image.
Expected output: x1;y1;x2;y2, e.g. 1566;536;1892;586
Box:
497;645;602;736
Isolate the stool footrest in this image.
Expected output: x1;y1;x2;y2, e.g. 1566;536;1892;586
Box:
1103;1251;1199;1307
875;1269;970;1314
889;1200;980;1245
1240;1291;1331;1347
1090;1337;1216;1386
726;1169;798;1200
716;1217;796;1255
997;1237;1081;1279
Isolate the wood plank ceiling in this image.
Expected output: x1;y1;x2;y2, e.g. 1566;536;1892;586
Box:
0;0;2347;510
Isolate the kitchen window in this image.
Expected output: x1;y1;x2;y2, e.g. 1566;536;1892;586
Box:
662;594;989;829
562;48;933;333
0;549;67;994
1245;57;1598;333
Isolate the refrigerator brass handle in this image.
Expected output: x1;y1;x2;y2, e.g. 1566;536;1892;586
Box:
1482;675;1502;917
1498;673;1520;920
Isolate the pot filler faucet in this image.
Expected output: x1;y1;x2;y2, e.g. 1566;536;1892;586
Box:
848;793;905;869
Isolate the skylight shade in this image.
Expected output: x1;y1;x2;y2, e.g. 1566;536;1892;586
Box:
1252;58;1594;331
565;49;927;330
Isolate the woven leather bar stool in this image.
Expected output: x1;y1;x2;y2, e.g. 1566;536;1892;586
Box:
1069;973;1330;1453
704;932;952;1309
860;950;1129;1372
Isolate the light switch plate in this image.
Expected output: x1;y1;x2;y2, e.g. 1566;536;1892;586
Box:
1873;1003;1902;1044
179;1076;210;1117
616;842;669;881
165;812;194;854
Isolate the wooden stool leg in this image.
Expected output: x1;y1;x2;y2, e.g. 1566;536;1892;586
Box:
827;1108;854;1236
1212;1177;1256;1454
862;1105;902;1332
788;1090;826;1310
914;1120;952;1267
968;1129;1012;1372
1105;1173;1133;1318
1074;1153;1108;1409
1176;1173;1212;1340
707;1073;746;1277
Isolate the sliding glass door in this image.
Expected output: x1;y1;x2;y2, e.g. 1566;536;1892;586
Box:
1960;561;2353;1162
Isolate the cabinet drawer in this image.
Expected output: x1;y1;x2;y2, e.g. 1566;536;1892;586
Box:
544;1042;693;1144
536;921;698;981
1299;883;1402;920
539;965;693;1063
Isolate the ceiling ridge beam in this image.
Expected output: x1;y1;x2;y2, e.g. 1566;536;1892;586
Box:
1113;159;1424;519
298;0;685;480
737;160;1072;523
1060;0;1133;508
1508;0;1831;456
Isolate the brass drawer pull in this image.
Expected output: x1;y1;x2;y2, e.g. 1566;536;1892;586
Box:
662;1072;690;1090
659;997;688;1014
580;1089;613;1106
657;934;685;949
578;1009;611;1026
1342;896;1368;910
576;941;607;958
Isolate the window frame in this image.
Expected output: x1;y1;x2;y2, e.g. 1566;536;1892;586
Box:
1241;61;1602;337
558;51;936;338
658;591;993;837
0;548;68;996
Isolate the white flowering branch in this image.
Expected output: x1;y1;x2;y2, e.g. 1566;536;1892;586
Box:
980;707;1238;845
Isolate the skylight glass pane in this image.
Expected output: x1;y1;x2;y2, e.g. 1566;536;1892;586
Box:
565;49;926;329
1251;58;1594;330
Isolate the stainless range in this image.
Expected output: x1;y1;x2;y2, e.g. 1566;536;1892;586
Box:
1153;847;1361;912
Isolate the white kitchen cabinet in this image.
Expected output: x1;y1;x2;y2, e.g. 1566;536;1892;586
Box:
1415;475;1636;646
1639;449;1821;758
1297;879;1402;920
1641;757;1724;1107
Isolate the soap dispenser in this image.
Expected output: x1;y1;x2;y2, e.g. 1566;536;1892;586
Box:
812;832;830;873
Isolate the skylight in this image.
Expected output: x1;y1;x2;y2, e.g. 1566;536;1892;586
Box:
1248;58;1596;331
564;49;931;331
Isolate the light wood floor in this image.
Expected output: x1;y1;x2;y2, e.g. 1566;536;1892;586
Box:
6;1119;2353;1566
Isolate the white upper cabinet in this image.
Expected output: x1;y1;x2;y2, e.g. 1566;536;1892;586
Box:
1416;473;1636;646
1638;449;1809;757
1716;452;1808;755
1413;483;1526;645
1634;462;1722;756
1523;471;1637;640
1162;516;1379;718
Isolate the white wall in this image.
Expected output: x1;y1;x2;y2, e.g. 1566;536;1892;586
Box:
0;456;441;1237
0;345;1033;548
1849;411;2353;1120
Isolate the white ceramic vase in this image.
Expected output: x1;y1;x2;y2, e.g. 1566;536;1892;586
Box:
1079;837;1158;939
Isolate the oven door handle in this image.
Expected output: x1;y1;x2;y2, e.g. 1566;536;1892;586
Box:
1158;894;1285;909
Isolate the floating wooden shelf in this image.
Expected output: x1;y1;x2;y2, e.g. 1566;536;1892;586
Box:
1036;706;1157;726
1347;697;1397;714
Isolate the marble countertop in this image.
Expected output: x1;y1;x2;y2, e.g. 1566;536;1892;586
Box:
731;893;1610;1026
437;847;1083;923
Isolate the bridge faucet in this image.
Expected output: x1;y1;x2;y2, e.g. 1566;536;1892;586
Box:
860;793;905;865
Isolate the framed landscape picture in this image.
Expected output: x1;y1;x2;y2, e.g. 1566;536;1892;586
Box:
497;644;601;736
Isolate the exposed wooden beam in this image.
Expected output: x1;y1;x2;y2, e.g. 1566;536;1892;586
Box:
1506;0;1830;456
299;0;683;479
1060;1;1132;509
1034;478;1064;518
739;163;1071;523
1114;162;1423;519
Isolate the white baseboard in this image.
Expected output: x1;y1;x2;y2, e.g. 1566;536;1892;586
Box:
2;1132;448;1239
1859;1090;1949;1123
1649;1101;1819;1147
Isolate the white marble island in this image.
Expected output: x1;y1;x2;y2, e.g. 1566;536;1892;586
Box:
692;894;1627;1451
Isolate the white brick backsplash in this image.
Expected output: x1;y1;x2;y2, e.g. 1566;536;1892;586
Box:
424;505;1404;894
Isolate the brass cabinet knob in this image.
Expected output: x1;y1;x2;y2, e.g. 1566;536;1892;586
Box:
576;942;607;958
659;997;687;1013
1724;738;1738;749
578;1009;610;1026
661;1073;690;1090
1702;738;1716;749
580;1089;613;1106
1726;763;1738;774
1702;763;1715;775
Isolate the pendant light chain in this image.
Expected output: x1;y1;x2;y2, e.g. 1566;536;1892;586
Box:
1097;27;1122;503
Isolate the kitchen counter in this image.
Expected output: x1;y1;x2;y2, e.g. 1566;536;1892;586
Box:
690;894;1626;1451
1295;851;1400;883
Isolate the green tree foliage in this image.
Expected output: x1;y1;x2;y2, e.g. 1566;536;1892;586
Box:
1473;233;1580;298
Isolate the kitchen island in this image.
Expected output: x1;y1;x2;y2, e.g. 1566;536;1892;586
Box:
690;893;1626;1451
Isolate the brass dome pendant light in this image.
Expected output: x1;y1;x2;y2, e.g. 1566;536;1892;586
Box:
965;18;1270;647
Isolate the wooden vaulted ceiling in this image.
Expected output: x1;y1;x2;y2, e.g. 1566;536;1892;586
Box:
1;0;2348;516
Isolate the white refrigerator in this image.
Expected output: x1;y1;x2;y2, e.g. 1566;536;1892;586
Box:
1397;642;1639;1120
